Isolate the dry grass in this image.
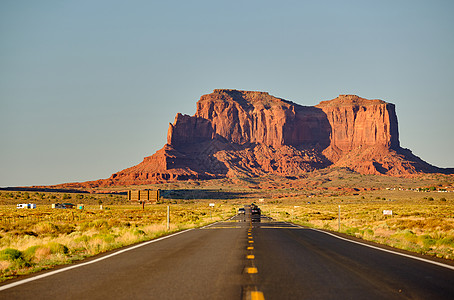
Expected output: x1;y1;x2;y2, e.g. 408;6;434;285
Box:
267;198;454;260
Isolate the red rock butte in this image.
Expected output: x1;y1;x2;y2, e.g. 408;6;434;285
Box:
68;89;453;187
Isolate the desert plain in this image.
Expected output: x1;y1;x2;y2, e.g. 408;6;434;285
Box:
1;168;454;282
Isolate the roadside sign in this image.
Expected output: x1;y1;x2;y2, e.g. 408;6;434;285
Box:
209;203;215;207
383;210;393;215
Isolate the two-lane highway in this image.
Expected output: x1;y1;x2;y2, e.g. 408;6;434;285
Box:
1;213;454;299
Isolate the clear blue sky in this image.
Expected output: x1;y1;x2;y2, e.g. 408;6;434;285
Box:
1;0;453;186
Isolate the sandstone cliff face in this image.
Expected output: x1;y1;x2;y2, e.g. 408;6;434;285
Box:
194;89;331;148
315;94;400;162
167;113;214;146
82;89;447;186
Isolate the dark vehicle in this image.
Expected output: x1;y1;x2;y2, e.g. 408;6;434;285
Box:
251;203;261;222
238;207;246;215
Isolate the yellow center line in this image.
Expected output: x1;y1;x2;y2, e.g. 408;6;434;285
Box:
248;240;254;244
246;255;255;259
250;291;265;300
247;246;254;250
245;267;258;274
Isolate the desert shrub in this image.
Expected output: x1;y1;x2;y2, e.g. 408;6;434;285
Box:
0;248;31;269
0;248;22;261
419;234;436;248
133;229;146;236
30;247;52;261
345;227;360;236
80;219;109;231
47;242;68;255
439;236;454;247
401;230;418;243
22;245;41;262
440;197;447;202
93;234;116;243
58;224;75;235
33;222;74;236
74;235;90;243
33;222;58;235
365;229;374;236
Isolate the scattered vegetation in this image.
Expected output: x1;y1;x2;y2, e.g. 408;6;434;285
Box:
0;190;128;206
0;201;234;282
1;170;453;282
268;200;454;260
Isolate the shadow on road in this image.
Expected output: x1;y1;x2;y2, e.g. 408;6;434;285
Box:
161;189;251;200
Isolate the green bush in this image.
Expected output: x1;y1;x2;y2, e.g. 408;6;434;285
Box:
22;245;41;262
0;248;22;261
419;234;436;248
439;236;454;247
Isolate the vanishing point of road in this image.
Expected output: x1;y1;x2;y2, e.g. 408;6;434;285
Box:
1;213;454;299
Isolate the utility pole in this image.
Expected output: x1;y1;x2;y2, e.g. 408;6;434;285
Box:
167;205;170;231
338;205;341;232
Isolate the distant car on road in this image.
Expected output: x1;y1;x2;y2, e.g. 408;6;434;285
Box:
238;207;245;215
251;204;261;222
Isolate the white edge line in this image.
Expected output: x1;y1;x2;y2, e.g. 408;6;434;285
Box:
0;228;194;291
284;222;454;271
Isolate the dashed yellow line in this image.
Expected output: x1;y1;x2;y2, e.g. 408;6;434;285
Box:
244;225;263;300
250;291;265;300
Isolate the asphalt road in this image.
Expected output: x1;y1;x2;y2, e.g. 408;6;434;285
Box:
1;213;454;299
